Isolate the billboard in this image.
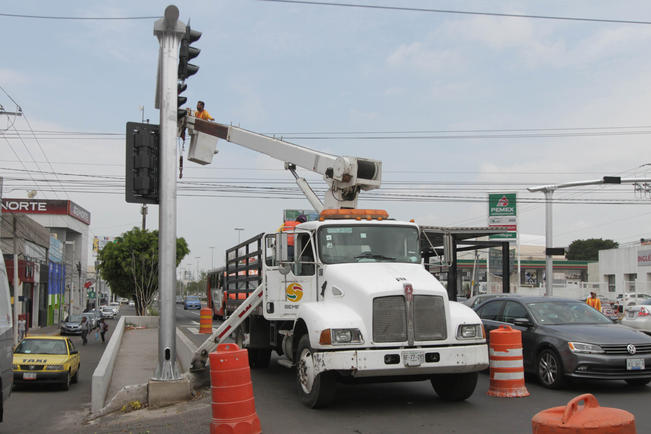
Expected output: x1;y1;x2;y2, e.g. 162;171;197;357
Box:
1;198;91;225
488;193;517;240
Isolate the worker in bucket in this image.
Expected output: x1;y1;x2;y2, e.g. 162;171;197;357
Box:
194;100;214;121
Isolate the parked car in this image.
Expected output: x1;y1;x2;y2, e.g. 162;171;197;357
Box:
108;302;120;314
621;299;651;334
128;300;135;307
183;296;202;310
61;313;96;335
176;296;184;304
100;306;116;319
464;293;518;310
82;311;100;329
474;296;651;389
13;336;80;390
621;293;651;307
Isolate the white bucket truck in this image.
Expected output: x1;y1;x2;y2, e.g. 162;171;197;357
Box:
186;119;488;407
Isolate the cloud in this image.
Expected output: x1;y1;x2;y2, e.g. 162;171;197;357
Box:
386;42;463;73
0;68;28;86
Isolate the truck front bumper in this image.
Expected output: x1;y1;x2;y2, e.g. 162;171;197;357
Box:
313;343;488;377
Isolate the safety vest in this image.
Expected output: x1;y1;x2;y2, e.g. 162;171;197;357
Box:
281;221;298;246
586;297;601;311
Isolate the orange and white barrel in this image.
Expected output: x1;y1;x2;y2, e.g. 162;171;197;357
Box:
199;307;213;334
487;325;529;398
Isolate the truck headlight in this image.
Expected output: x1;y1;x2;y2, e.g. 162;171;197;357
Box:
568;342;604;354
457;324;483;340
46;365;65;371
320;328;364;345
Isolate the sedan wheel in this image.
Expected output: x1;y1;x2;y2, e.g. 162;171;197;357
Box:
537;349;565;389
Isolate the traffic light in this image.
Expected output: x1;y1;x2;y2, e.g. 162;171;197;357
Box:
178;25;201;80
125;122;160;204
177;25;201;121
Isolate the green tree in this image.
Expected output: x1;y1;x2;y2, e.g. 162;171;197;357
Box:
98;228;190;315
566;238;618;261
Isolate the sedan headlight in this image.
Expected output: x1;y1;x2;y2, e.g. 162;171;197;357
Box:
457;324;484;340
568;342;604;354
319;328;364;345
45;365;65;371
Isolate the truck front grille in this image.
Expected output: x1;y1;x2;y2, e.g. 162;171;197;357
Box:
373;295;446;343
414;295;447;340
373;296;407;342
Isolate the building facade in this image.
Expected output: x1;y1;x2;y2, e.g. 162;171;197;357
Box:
598;242;651;295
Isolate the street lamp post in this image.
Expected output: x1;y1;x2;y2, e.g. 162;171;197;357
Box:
209;246;215;270
528;176;651;297
234;227;244;244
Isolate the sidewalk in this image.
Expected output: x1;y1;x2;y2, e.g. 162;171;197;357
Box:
26;324;61;336
106;326;158;399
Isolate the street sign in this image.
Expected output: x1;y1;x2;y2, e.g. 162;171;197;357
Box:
88;291;96;299
488;193;517;240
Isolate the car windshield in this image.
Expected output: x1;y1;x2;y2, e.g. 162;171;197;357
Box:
641;299;651;305
66;315;82;323
15;339;68;355
317;225;420;264
527;301;613;325
186;297;199;301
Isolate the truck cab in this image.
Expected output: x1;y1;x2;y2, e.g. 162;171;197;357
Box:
258;209;488;407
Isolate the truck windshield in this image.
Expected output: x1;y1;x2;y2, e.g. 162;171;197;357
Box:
318;225;420;264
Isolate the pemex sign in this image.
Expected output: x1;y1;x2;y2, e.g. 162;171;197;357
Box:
488;193;517;240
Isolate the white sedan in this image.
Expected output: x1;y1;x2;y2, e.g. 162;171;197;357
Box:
621;298;651;334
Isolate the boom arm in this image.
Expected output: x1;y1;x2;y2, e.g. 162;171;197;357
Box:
185;118;382;209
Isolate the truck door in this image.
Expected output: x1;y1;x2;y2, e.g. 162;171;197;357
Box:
264;231;317;320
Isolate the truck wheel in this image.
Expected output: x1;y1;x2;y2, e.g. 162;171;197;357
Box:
296;335;336;408
248;348;271;369
431;372;478;401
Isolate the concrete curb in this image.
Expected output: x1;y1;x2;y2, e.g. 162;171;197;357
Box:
90;383;148;419
176;326;198;372
91;316;126;414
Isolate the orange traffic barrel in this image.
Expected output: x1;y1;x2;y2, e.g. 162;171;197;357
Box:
532;394;636;433
487;325;529;398
199;307;213;334
209;343;261;434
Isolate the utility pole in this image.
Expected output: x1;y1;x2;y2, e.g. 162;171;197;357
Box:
528;176;651;297
209;246;215;270
153;5;185;381
13;216;19;345
141;204;148;230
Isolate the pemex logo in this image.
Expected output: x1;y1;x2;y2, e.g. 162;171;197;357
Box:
497;196;509;207
286;283;304;302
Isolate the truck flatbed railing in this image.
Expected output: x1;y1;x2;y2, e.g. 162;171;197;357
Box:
192;283;264;370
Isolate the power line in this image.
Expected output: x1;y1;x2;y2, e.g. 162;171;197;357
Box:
0;12;161;20
260;0;651;25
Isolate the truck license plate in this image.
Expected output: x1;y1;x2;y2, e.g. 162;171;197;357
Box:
23;373;37;380
627;358;645;371
402;351;425;367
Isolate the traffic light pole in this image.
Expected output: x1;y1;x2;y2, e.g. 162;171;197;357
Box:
153;5;185;381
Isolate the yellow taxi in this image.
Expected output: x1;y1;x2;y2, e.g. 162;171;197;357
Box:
13;336;80;390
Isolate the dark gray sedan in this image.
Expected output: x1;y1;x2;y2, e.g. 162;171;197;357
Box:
474;296;651;389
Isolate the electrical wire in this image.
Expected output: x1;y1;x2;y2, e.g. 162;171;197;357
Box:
0;12;161;20
259;0;651;25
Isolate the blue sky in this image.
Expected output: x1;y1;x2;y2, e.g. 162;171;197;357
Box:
1;1;651;274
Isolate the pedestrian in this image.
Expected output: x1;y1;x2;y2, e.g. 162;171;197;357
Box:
99;318;109;343
194;100;214;121
586;291;602;312
17;317;26;341
80;316;90;345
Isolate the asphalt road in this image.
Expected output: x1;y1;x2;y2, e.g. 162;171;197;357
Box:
2;316;118;433
7;304;651;433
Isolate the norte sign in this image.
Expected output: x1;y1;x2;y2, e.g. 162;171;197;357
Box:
1;198;91;225
488;193;517;240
